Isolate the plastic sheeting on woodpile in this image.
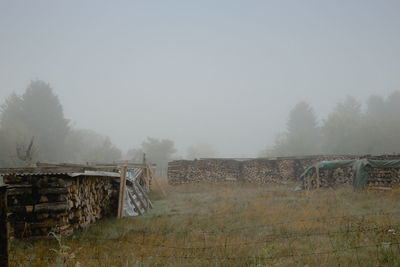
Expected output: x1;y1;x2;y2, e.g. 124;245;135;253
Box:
300;158;400;189
123;168;151;217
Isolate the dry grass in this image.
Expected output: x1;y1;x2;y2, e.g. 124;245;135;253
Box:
9;179;400;266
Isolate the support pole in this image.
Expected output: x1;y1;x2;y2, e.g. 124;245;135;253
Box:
117;166;128;219
0;185;8;267
316;165;321;189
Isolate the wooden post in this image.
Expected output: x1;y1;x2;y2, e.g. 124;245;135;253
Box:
316;165;320;189
142;153;151;191
117;166;128;219
0;185;8;267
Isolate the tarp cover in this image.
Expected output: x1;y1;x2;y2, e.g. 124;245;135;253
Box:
300;158;400;189
123;168;146;217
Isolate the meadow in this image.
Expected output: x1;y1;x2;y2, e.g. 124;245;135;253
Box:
9;181;400;266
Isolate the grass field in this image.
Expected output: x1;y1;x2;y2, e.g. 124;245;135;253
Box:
9;181;400;266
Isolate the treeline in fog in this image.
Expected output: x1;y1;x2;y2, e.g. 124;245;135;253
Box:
0;80;121;167
3;81;399;168
262;92;400;157
0;80;189;171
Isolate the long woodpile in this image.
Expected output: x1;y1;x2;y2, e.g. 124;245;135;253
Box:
4;172;118;238
367;167;400;187
302;155;400;190
168;156;355;185
365;155;400;188
304;167;354;190
168;159;241;184
241;159;284;184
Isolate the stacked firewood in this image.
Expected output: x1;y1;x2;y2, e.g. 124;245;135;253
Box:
277;160;296;182
168;160;240;184
5;174;118;238
242;160;283;184
168;157;356;185
367;168;400;187
67;177;117;231
317;168;353;188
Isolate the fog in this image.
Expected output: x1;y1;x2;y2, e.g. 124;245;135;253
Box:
1;1;400;160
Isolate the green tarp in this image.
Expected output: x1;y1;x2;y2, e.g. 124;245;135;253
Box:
300;158;400;189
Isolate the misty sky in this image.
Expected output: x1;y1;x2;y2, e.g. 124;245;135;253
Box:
1;1;400;157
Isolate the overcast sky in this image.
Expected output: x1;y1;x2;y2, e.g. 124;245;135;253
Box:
1;0;399;157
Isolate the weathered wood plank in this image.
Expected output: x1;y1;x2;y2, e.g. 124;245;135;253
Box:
117;166;127;219
34;202;68;213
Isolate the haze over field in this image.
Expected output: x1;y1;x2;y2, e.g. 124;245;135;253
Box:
1;1;400;158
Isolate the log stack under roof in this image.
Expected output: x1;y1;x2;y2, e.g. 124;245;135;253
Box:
3;169;119;238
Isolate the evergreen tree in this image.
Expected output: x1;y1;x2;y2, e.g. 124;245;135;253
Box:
285;102;320;155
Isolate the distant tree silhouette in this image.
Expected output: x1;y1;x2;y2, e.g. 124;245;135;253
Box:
66;129;121;163
127;137;177;172
321;96;364;154
266;102;320;156
186;144;217;160
0;80;122;167
286;102;320;155
0;81;70;165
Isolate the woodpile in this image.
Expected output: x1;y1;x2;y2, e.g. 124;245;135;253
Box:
168;156;355;185
168;155;400;189
304;167;354;189
4;174;118;238
168;160;240;184
367;168;400;187
0;162;155;238
303;162;400;190
242;160;282;184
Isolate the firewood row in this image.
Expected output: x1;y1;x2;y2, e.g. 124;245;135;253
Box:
367;168;400;187
168;156;354;185
4;174;118;238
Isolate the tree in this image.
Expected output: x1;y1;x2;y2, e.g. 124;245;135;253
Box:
20;80;70;162
0;80;123;166
376;91;400;153
127;137;177;171
267;102;320;156
259;133;288;157
0;80;71;165
126;148;145;163
321;96;365;154
0;93;28;166
66;129;122;163
285;102;320;155
363;95;386;154
186;144;217;160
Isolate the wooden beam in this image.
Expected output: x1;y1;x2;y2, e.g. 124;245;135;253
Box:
117;166;128;219
316;165;321;189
